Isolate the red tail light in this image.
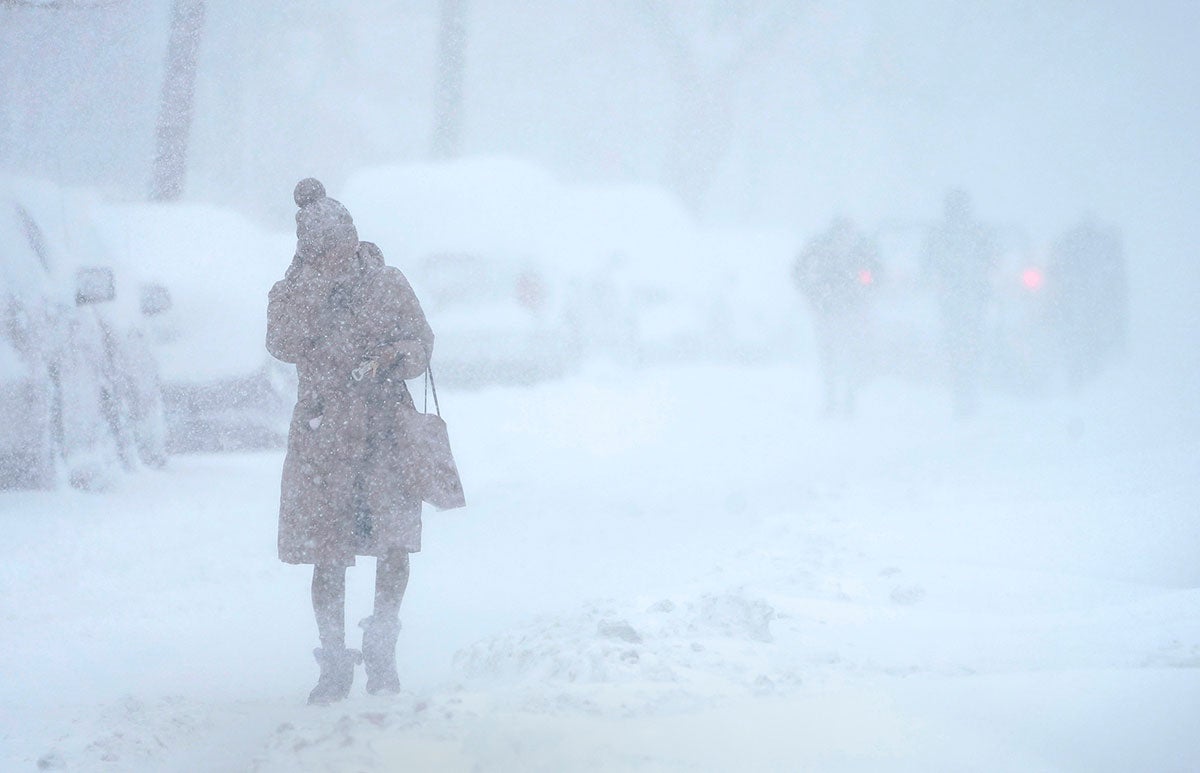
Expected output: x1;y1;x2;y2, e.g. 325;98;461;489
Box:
858;269;874;286
1021;268;1044;291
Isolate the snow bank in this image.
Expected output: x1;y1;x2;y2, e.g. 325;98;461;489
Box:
2;356;1196;772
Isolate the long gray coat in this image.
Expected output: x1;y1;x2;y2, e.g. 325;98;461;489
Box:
267;250;434;566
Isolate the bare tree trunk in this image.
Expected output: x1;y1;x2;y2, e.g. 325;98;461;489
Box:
431;0;467;159
632;0;796;214
665;72;737;213
150;0;206;201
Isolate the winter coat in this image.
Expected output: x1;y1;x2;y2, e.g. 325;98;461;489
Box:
793;221;879;317
922;218;995;314
267;248;434;566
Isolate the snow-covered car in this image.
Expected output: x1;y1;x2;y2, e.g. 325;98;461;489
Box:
97;203;296;452
867;222;1055;391
561;183;802;365
982;227;1056;391
687;226;803;363
559;184;709;365
343;158;581;386
412;250;575;386
867;223;945;381
343;158;796;375
0;176;166;490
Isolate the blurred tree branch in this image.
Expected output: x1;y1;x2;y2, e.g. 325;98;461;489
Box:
630;0;801;213
634;0;796;79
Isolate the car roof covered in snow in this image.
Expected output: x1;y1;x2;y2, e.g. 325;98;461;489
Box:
341;156;717;289
0;175;151;322
95;202;293;384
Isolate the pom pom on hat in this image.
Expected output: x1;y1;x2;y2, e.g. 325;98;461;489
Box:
294;177;326;208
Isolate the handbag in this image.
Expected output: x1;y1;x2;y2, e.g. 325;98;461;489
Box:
400;361;466;510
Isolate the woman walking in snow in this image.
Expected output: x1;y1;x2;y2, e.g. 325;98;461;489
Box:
266;178;434;704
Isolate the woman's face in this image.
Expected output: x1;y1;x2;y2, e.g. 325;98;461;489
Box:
298;224;358;275
322;236;358;274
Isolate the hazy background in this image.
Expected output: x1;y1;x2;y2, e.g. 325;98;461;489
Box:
1;0;1196;379
3;5;1200;768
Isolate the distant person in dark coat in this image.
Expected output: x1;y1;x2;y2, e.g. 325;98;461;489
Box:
793;217;879;416
1047;216;1128;387
923;189;996;418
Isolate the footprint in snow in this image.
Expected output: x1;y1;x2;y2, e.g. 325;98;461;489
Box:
890;584;926;605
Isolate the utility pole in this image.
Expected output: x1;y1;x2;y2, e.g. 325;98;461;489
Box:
431;0;468;159
149;0;206;201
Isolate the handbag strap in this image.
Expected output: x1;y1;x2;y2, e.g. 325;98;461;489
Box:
423;358;441;417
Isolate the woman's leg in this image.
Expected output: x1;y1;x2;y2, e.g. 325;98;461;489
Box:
362;548;409;694
311;563;347;650
373;548;410;621
308;563;359;704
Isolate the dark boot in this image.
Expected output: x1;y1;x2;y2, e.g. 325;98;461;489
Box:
307;647;361;705
360;615;401;695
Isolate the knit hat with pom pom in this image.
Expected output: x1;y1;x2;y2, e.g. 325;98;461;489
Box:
293;177;357;262
293;177;326;208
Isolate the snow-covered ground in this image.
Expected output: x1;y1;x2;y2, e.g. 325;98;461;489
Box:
2;361;1198;772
